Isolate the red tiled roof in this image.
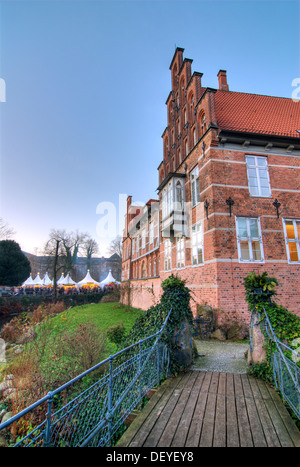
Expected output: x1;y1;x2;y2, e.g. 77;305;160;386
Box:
214;90;300;138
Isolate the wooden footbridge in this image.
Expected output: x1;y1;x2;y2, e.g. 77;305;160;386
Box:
117;370;300;448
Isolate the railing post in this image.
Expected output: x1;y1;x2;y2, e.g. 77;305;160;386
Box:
156;343;160;384
44;392;53;447
107;355;114;446
138;342;142;404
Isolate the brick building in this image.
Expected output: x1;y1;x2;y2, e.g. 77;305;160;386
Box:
122;47;300;324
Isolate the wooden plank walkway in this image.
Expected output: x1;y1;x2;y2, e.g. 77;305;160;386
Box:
117;370;300;448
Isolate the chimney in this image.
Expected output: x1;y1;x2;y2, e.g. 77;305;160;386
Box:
217;69;229;91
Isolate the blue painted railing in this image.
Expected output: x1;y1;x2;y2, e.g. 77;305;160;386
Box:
250;305;300;419
0;308;172;447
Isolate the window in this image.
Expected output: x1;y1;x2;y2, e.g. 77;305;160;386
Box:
236;217;264;262
162;182;173;219
175;180;183;211
164;239;172;271
191;222;204;265
149;222;154;245
191;166;200;206
132;237;135;255
185;138;188;157
177;237;185;268
142;261;146;278
284;219;300;263
246;155;271;197
141;229;146;249
149;259;152;277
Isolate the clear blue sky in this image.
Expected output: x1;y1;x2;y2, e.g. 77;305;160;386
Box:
0;0;299;256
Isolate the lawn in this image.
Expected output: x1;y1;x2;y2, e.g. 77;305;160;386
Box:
46;302;144;337
4;302;145;398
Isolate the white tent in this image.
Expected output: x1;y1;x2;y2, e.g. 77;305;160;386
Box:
22;274;35;287
31;273;43;287
42;272;53;287
100;269;120;289
57;273;65;285
77;270;100;287
60;273;77;286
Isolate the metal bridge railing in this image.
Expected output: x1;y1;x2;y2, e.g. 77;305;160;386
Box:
250;305;300;420
0;308;172;447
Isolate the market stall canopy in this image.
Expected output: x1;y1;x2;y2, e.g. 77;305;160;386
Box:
100;269;120;289
22;274;35;287
42;272;53;287
31;273;43;287
57;273;65;285
60;273;77;286
77;270;100;287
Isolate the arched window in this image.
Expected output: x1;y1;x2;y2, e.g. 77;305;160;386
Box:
187;92;195;123
175;180;183;211
142;261;146;278
193;127;197;146
172;64;178;89
198;111;207;137
180;77;185;106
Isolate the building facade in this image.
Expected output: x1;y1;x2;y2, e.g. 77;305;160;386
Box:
122;47;300;324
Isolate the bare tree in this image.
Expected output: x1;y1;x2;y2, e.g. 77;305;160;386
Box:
82;236;99;270
107;235;122;258
44;229;88;275
0;218;15;240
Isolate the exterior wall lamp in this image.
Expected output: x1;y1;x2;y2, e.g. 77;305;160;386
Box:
273;199;281;219
226;197;234;217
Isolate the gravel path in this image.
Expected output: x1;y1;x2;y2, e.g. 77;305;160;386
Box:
192;340;249;373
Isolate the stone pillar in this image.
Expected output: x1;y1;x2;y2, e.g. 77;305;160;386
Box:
248;312;267;364
172;319;193;369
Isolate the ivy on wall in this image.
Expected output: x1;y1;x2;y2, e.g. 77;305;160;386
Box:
244;271;300;382
121;274;193;375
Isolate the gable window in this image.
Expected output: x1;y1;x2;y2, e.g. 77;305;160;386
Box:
236;217;264;262
191;222;204;265
284;219;300;263
191;166;200;207
164;239;172;271
176;237;185;268
246;155;271;197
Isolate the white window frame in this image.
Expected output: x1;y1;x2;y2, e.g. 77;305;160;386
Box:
162;182;173;219
191;222;204;266
141;229;146;249
246;155;271;198
149;222;154;245
236;216;264;263
283;219;300;263
176;237;185;269
164;239;172;271
191;166;200;207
